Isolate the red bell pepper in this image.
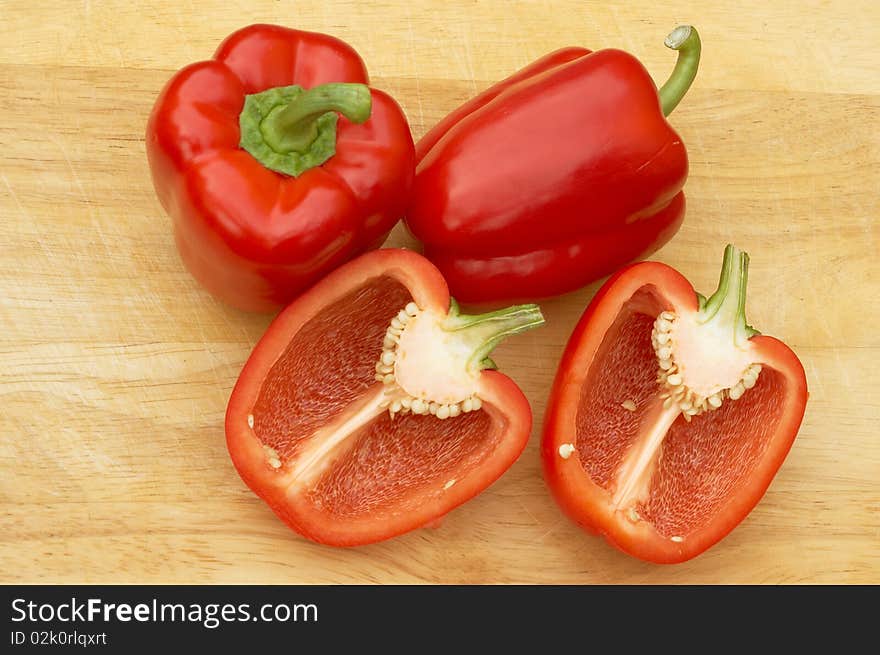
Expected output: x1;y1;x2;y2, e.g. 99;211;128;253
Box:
226;248;544;546
146;24;415;312
542;245;808;563
407;26;701;303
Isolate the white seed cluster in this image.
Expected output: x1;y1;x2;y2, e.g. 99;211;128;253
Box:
652;311;761;422
374;302;482;419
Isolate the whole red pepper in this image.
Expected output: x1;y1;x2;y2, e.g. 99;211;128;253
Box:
146;24;415;312
407;26;701;303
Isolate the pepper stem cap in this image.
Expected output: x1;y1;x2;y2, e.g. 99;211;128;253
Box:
239;82;371;177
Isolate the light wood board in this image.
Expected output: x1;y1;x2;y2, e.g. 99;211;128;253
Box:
1;0;877;583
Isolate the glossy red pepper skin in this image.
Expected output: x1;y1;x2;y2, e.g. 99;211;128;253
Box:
407;47;688;303
146;24;415;312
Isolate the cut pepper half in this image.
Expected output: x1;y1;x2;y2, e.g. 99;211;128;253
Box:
542;245;807;563
226;249;544;546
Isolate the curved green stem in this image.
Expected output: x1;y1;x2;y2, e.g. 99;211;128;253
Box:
444;301;545;372
698;244;760;346
658;25;701;116
239;83;371;177
260;83;371;154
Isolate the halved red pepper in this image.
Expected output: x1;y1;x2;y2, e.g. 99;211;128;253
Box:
542;245;808;563
146;24;415;312
226;248;544;545
407;26;700;303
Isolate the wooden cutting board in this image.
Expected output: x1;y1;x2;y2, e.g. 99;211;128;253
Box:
1;0;877;583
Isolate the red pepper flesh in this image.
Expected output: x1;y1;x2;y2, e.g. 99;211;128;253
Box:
146;24;415;312
542;245;808;563
407;27;700;303
226;249;543;546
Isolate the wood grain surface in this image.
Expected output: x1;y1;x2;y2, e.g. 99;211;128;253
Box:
1;0;877;584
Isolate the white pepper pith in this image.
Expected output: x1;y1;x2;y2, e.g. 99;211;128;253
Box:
375;302;482;419
651;310;761;421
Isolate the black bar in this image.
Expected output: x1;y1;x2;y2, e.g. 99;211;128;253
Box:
1;585;873;649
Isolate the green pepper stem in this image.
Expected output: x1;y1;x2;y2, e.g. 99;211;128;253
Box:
698;244;760;346
444;301;545;371
658;25;701;116
259;83;371;154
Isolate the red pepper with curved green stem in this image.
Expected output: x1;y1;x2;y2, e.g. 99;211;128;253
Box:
226;249;544;546
407;26;700;303
542;245;808;563
146;24;415;312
